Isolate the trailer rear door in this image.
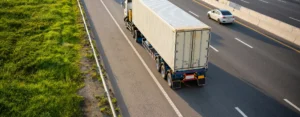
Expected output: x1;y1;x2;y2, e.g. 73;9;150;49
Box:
175;30;210;70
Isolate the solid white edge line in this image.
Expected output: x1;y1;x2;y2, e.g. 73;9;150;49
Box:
284;99;300;112
235;38;253;48
209;45;219;52
289;17;300;23
235;107;248;117
99;0;183;117
76;0;117;117
189;11;199;17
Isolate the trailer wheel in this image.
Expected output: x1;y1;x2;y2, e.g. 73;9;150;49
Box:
130;25;134;35
167;73;173;88
124;17;129;29
155;58;161;72
134;30;139;42
160;65;166;79
133;29;137;38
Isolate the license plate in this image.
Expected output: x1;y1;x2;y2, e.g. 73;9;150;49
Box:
185;75;194;79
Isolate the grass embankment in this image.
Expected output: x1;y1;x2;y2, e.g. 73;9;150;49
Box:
0;0;85;116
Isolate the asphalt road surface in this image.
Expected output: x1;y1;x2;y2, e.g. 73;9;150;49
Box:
81;0;300;116
229;0;300;28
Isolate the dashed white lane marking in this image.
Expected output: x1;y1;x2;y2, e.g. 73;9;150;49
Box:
241;0;250;4
209;45;219;52
278;0;287;3
289;17;300;23
259;0;269;3
99;0;183;116
284;99;300;112
235;107;248;117
235;38;253;48
189;11;199;17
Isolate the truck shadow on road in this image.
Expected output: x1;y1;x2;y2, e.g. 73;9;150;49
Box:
174;62;300;117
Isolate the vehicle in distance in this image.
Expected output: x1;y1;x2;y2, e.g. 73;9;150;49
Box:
122;0;211;89
207;9;235;24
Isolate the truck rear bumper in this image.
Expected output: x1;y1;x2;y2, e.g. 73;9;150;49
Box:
181;75;205;82
173;68;207;80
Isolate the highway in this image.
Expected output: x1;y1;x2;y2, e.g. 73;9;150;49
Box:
228;0;300;28
81;0;300;116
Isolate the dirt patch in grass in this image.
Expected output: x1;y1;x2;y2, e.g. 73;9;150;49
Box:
78;40;105;117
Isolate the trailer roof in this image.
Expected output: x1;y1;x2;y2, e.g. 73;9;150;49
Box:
141;0;210;30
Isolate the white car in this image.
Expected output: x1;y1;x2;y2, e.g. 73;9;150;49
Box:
207;9;235;24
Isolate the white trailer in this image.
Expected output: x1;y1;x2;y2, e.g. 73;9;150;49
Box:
122;0;211;89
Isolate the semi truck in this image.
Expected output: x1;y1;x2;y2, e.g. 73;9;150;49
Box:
122;0;211;89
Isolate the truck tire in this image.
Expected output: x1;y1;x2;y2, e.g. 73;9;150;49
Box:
155;58;161;72
128;23;134;35
124;17;129;30
123;17;127;22
133;29;137;38
160;65;166;79
134;30;139;42
167;73;173;88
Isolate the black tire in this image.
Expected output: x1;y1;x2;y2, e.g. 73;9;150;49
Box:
124;17;129;30
130;25;134;35
208;14;211;19
155;58;160;72
218;19;222;24
133;29;137;38
160;65;166;79
134;30;140;43
167;73;173;88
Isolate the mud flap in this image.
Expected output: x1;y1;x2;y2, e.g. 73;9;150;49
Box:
197;78;205;86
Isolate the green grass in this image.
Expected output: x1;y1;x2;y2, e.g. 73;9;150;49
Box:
96;95;121;116
97;95;111;115
0;0;85;116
